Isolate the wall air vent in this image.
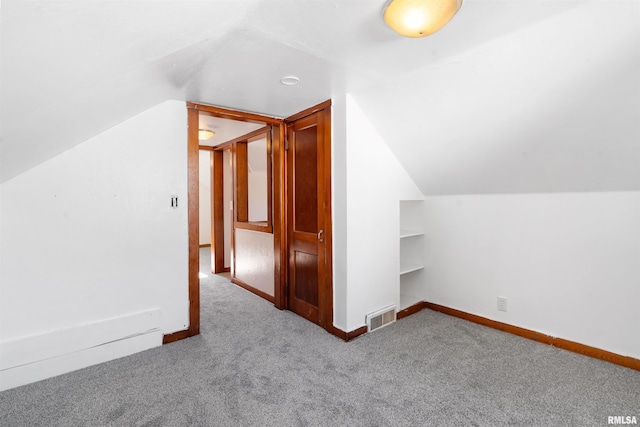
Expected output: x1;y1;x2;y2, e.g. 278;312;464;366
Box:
366;305;396;332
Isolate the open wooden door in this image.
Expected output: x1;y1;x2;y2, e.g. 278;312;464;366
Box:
285;101;332;330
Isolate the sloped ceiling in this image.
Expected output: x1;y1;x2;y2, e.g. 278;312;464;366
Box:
2;0;638;193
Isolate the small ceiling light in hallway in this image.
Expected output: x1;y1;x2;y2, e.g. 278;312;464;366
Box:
384;0;463;38
198;129;215;140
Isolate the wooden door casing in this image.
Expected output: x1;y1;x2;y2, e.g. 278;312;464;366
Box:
166;101;332;345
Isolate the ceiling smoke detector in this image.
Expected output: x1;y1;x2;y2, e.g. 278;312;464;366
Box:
280;76;300;86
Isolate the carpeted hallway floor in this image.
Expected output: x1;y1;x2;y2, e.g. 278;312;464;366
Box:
1;248;638;426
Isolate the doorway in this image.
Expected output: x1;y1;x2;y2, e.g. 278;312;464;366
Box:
164;100;333;344
199;111;274;302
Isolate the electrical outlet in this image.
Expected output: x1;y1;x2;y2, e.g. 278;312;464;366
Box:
497;296;508;312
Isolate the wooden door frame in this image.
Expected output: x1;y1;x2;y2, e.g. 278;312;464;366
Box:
211;146;229;273
163;106;202;343
197;145;225;273
162;102;282;344
164;100;339;344
164;102;283;343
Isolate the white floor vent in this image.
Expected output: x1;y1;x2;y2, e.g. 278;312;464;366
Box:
366;306;396;332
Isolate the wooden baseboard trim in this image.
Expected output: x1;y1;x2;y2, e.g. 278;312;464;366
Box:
328;325;368;342
199;244;211;248
231;278;275;304
346;325;368;341
163;329;190;344
397;301;427;320
424;302;640;372
327;325;346;340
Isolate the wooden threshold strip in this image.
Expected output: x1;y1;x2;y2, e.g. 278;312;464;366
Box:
424;302;640;372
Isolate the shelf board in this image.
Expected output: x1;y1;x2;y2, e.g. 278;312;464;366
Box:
400;262;424;275
400;229;424;239
400;293;424;311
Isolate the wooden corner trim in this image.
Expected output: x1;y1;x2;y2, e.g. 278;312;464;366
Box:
396;301;427;320
327;325;347;340
327;324;368;342
345;325;368;341
424;302;640;372
231;278;276;304
163;329;191;344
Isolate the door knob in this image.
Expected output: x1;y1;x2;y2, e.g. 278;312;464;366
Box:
318;229;324;242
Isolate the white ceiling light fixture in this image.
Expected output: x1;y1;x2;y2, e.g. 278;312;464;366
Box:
198;129;215;140
384;0;463;38
280;76;300;86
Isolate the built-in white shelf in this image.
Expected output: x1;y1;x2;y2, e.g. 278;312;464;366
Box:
400;262;424;276
400;229;424;239
399;200;426;318
400;293;423;311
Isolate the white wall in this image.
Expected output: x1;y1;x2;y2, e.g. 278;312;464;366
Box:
0;100;189;390
199;150;212;245
342;95;423;332
352;1;640;196
334;97;640;361
332;95;348;331
425;192;640;359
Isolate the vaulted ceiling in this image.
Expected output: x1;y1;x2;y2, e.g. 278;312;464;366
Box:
2;0;638;193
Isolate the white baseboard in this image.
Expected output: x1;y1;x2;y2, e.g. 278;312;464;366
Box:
0;309;163;391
